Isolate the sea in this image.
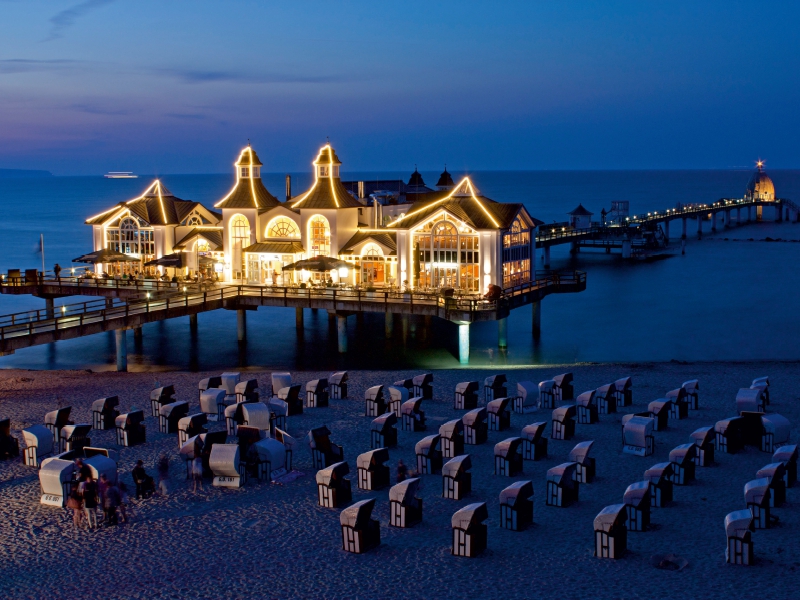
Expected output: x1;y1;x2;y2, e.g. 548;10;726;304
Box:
1;169;799;371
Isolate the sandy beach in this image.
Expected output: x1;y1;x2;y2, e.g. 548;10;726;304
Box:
0;361;798;600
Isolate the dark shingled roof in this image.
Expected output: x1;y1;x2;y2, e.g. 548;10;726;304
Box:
215;177;281;210
408;169;425;187
243;241;305;254
568;204;593;216
85;180;208;226
173;228;223;251
339;231;397;255
290;177;364;209
436;168;455;188
235;147;264;167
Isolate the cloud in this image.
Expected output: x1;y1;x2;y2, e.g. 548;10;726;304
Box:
45;0;116;42
0;58;82;74
155;67;355;85
70;103;138;116
165;113;207;120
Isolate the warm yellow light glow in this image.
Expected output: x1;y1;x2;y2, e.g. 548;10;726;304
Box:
156;180;168;223
388;176;499;228
214;146;260;208
292;144;338;208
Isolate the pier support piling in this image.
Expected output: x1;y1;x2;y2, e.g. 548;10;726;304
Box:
337;315;348;353
682;218;687;237
531;300;541;339
663;220;670;243
748;206;753;222
621;236;632;259
115;329;127;372
45;298;54;320
295;307;304;330
681;235;686;255
105;298;113;309
237;309;247;341
133;326;143;340
458;324;470;364
697;214;703;238
711;212;718;232
543;246;551;269
189;314;197;331
385;312;394;338
498;317;508;349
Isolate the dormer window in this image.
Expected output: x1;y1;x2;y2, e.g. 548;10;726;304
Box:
252;166;260;178
240;167;249;178
332;165;339;178
318;165;330;178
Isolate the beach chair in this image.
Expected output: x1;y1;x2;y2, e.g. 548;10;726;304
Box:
58;424;92;453
451;502;488;558
758;413;790;453
568;440;596;483
487;397;511;431
415;435;442;475
725;510;755;565
341;499;380;553
115;410;145;447
235;379;259;403
329;371;348;399
0;418;19;460
177;414;208;448
462;408;488;445
551;405;576;440
198;376;222;400
736;388;765;415
682;379;699;410
209;443;246;488
179;434;205;479
149;386;175;418
576;390;599;424
756;463;786;508
357;448;390;491
305;379;329;408
665;387;689;420
386;386;408;417
393;377;414;395
751;376;770;405
499;480;533;531
595;384;615;415
514;381;537;414
276;384;303;416
594;504;627;559
400;398;426;432
494;437;523;477
267;398;288;432
248;437;286;482
442;454;472;500
389;478;422;528
454;381;479;410
316;461;351;508
238;403;270;434
715;416;744;454
546;462;579;507
412;373;433;400
439;420;465;458
744;478;771;529
520;422;548;460
538;380;557;410
370;412;398;449
484;374;507;405
272;428;296;472
365;385;386;417
647;400;670;431
199;389;226;421
221;372;241;400
22;425;54;467
307;425;344;469
613;377;633;407
622;415;655;457
668;444;696;485
38;457;75;507
644;463;673;507
623;481;650;532
84;451;117;486
159;401;189;434
44;407;73;445
553;372;574;401
91;397;119;430
772;445;798;487
690;427;715;467
270;372;290;398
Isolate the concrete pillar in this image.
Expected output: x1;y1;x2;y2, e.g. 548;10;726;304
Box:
531;300;541;338
189;314;197;331
133;326;143;340
726;210;732;227
621;236;632;259
237;309;247;341
748;206;753;222
385;312;394;338
45;297;54;320
757;205;762;221
295;307;304;330
498;317;508;349
696;214;703;238
681;236;686;255
458;324;469;364
737;207;741;225
543;246;551;269
711;212;717;232
681;218;687;237
337;315;348;353
115;329;127;372
569;241;578;254
663;220;670;243
401;315;409;341
777;205;783;222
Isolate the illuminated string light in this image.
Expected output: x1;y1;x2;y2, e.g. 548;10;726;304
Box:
214;146;261;209
156;180;168;223
292;144;338;208
388;176;499;228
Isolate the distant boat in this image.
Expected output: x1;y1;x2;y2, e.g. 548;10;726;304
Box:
104;171;138;179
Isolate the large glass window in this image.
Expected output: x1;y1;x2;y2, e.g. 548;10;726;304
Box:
266;217;300;239
230;215;250;279
414;216;479;291
502;216;532;287
309;215;330;256
106;216;154;257
359;245;385;285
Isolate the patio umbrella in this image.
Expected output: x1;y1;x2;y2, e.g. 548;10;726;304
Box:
144;253;184;268
282;256;351;272
72;249;139;264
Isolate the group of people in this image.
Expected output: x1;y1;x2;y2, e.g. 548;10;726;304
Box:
66;459;127;530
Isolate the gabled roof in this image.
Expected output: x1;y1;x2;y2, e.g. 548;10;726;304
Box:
339;231;397;255
568;204;593;216
173;228;223;251
85;180;207;226
387;177;535;230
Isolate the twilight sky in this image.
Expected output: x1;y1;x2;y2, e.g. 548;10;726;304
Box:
1;0;799;175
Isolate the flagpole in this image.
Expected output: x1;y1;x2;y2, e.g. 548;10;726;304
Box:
40;234;45;275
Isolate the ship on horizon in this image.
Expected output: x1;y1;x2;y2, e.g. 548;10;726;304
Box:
104;171;138;179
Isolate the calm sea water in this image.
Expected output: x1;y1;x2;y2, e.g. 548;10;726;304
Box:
1;169;799;371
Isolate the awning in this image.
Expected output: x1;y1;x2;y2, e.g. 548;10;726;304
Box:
243;241;305;254
144;253;183;268
282;255;351;272
73;249;139;264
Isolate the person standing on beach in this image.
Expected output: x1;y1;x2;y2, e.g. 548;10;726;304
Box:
132;460;148;499
97;474;109;508
192;455;204;493
157;454;170;496
104;481;121;526
79;475;98;529
67;484;83;529
118;482;129;523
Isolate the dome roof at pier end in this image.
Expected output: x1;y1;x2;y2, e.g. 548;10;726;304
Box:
746;162;775;200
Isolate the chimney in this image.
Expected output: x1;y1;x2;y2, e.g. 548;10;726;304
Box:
358;181;365;199
285;175;291;202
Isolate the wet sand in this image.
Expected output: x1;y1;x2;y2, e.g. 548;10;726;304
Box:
0;362;798;599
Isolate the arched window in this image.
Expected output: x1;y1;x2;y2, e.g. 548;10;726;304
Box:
360;243;385;285
266;217;300;239
413;215;479;291
309;215;330;256
120;217;138;254
186;215;203;226
230;215;251;278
